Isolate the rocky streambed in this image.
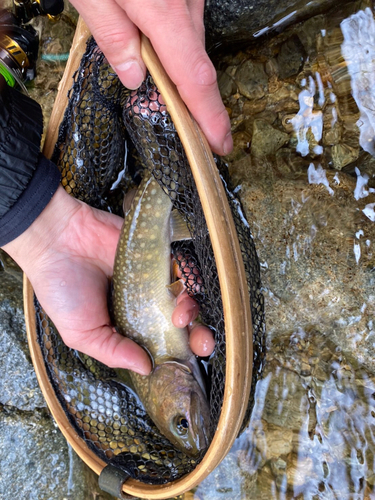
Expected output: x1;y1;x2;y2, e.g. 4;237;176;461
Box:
2;0;375;498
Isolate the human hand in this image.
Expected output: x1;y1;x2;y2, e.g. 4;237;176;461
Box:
68;0;233;156
2;186;214;375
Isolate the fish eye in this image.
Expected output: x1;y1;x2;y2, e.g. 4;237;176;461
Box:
175;416;189;435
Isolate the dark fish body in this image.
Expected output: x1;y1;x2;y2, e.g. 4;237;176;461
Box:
113;175;210;457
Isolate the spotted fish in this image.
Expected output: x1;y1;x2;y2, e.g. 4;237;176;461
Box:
112;174;210;457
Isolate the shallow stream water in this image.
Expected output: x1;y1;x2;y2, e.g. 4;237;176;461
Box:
2;0;375;499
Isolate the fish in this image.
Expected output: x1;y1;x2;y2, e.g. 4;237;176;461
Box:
112;174;211;457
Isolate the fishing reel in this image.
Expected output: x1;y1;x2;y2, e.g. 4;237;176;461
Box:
0;0;64;91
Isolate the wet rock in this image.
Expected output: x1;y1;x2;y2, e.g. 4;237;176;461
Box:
277;36;305;79
251;119;289;156
225;130;252;162
192;451;247;499
257;423;294;460
300;362;311;377
0;274;45;412
262;368;308;431
331;143;360;169
286;455;315;491
266;85;299;113
217;70;237;99
242;98;267;116
297;15;325;55
0;408;115;500
235;60;268;100
204;0;348;50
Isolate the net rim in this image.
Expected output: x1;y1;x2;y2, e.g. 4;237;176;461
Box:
23;18;254;499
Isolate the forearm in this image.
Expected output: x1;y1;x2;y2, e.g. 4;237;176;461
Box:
0;74;61;248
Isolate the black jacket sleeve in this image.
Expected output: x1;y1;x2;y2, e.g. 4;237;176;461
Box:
0;75;61;246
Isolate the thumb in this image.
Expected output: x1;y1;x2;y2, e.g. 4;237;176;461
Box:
70;0;146;89
64;324;152;375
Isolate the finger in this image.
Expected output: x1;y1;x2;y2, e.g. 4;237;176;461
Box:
63;324;152;375
70;0;146;89
187;0;205;46
172;295;200;328
125;2;233;155
176;289;189;304
189;323;215;356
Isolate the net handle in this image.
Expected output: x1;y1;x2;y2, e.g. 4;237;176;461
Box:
42;16;91;158
24;19;254;500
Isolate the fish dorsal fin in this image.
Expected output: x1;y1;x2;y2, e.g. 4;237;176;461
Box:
122;188;137;216
170;210;191;242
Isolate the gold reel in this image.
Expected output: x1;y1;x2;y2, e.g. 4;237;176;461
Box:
23;18;253;499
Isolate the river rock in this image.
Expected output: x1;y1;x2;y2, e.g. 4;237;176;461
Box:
235;60;268;100
0;258;45;412
204;0;352;50
277;36;306;79
217;70;237;98
0;407;115;500
331;143;360;170
251;119;289;156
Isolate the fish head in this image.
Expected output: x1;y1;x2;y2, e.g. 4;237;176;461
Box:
147;362;210;457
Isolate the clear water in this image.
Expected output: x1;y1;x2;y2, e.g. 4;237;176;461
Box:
191;1;375;498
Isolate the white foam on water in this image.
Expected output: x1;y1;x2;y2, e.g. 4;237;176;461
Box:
363;203;375;221
307;163;334;195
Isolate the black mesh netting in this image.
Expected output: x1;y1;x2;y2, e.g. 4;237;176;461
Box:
36;37;266;484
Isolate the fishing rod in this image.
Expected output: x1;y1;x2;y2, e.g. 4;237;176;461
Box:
0;0;64;91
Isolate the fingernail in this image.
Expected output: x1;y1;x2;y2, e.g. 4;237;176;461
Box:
223;132;233;155
115;60;144;90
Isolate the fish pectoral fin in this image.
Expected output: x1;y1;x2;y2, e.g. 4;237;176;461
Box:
166;279;185;298
123;188;138;216
170;210;192;242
